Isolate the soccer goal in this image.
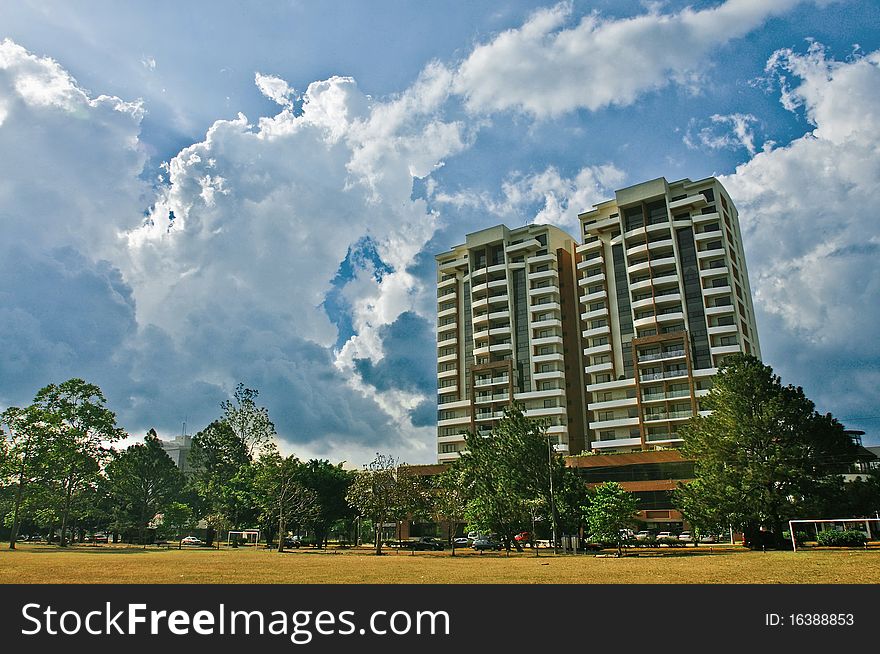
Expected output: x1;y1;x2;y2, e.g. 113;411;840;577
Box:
787;518;880;552
227;529;261;548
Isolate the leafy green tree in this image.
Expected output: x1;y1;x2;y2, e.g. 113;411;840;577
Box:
254;445;319;552
457;404;565;551
188;420;256;540
673;354;860;548
586;481;639;557
297;459;355;548
1;405;57;549
157;502;196;541
346;453;405;555
433;467;468;556
104;430;186;544
33;379;126;547
222;384;276;458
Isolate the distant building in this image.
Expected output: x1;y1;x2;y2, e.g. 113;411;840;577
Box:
159;434;193;473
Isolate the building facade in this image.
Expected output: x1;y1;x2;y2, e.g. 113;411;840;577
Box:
159;434;193;473
577;176;760;452
435;224;588;462
435;176;760;461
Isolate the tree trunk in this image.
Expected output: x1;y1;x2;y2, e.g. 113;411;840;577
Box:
374;521;383;556
9;473;25;550
277;514;285;553
59;473;74;547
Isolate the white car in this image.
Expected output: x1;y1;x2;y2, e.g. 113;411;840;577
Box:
635;531;653;541
656;531;677;540
678;531;694;542
181;536;203;546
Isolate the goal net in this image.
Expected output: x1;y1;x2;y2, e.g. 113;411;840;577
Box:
227;529;261;548
787;518;880;551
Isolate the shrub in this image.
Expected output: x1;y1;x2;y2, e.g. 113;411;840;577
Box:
657;537;685;547
816;529;867;547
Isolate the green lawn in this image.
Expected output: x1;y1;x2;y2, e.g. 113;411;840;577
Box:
1;543;878;584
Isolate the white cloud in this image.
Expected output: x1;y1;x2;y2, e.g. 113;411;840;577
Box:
720;43;880;416
501;164;626;233
685;113;761;155
453;0;805;117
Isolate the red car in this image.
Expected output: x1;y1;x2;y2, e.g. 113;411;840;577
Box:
514;531;531;543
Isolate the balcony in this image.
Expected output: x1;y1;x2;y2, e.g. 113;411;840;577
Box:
705;305;735;317
524;406;566;418
475;393;510;404
531;318;562;330
583;342;612;357
532;353;564;364
528;269;558;282
489;309;511;320
588;396;637;411
580;307;607;321
580;288;607;304
516;388;565;400
707;324;738;336
649;256;677;269
589;416;640;430
437;321;457;334
438;256;468;273
692;211;719;224
475;411;505;421
699;265;728;278
697;247;725;260
487;293;510;306
437;306;457;319
530;301;561;313
489;342;513;353
585;360;613;375
648;238;675;251
710;344;742;356
669;194;708;211
437;415;470;427
582;324;611;339
640;369;688;382
703;284;732;297
437;335;458;347
637;349;685;363
590;436;642;450
527;252;555;265
533;370;565;382
487;277;508;289
506;239;541;254
437;352;457;364
632;314;657;329
626;241;648;257
474;376;510;387
656;311;684;324
528;284;559;297
438;277;456;290
532;335;563;347
578;264;605;286
577;239;603;253
437;368;457;380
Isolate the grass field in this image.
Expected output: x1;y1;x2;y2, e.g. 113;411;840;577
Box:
1;543;878;583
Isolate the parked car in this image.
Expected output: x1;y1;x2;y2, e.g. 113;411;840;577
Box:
656;531;677;540
678;531;694;542
284;535;302;548
29;535;44;542
635;530;654;541
472;538;503;551
514;531;531;544
452;537;471;547
181;536;203;546
619;529;635;540
699;534;718;543
411;537;444;551
92;532;109;543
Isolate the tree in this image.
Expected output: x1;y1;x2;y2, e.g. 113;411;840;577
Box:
33;379;125;547
673;354;861;548
254;446;319;552
104;430;186;545
1;405;57;549
158;502;196;541
433;467;468;556
346;454;404;555
297;459;355;548
222;384;276;458
457;404;566;552
586;482;639;557
188;420;256;541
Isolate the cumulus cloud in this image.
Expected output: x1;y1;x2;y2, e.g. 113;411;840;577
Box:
720;42;880;423
0;39;468;464
685;113;761;155
453;0;806;117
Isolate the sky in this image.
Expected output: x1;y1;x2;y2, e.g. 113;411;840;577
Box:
1;0;879;465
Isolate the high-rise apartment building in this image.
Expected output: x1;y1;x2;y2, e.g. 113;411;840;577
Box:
577;176;760;452
435;224;588;462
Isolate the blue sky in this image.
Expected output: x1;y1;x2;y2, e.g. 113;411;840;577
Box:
1;0;878;463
